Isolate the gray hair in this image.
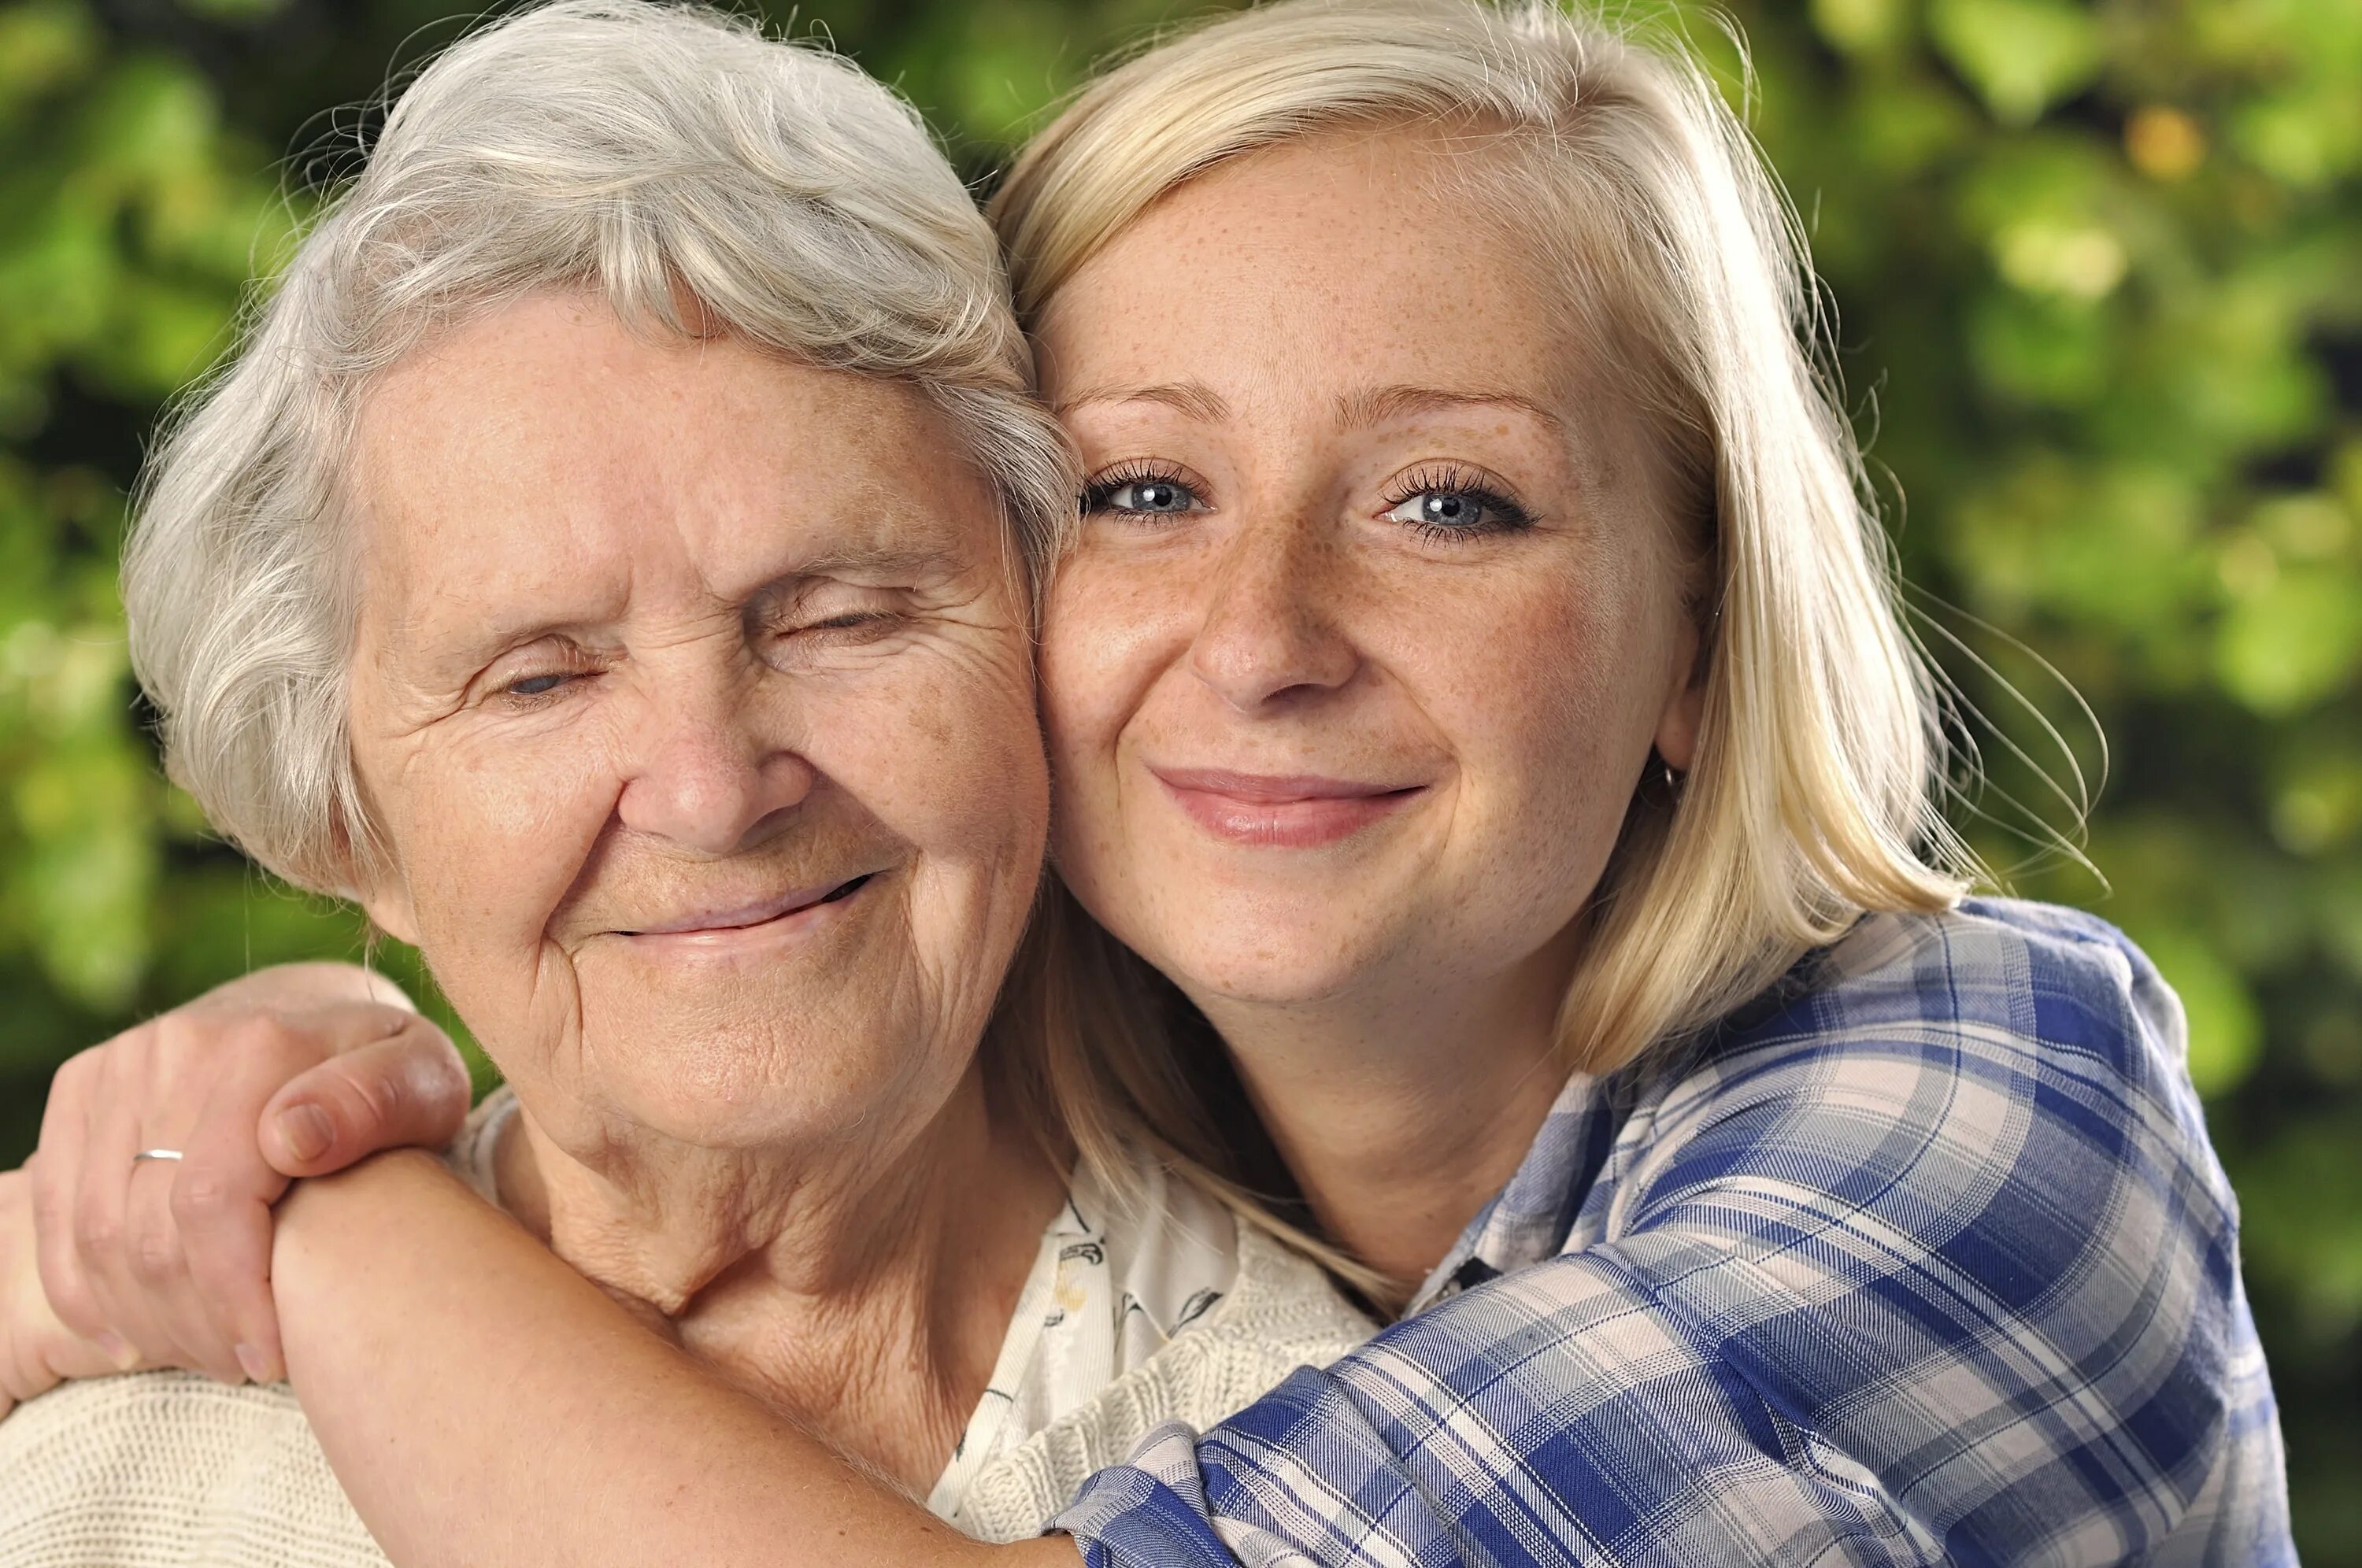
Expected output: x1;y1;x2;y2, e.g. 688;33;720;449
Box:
124;0;1075;897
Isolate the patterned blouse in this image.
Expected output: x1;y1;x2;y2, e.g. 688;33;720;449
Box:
928;1151;1239;1523
1053;898;2296;1565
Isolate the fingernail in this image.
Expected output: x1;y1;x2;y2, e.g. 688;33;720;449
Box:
235;1343;276;1383
96;1330;139;1370
274;1104;335;1163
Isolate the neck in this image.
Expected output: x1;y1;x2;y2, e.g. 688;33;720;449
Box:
498;1062;1064;1493
1190;930;1579;1300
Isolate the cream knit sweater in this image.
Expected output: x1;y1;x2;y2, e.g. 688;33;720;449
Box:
0;1225;1370;1565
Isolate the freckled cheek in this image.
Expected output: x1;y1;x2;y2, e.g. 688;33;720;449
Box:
1040;559;1189;778
1405;578;1636;818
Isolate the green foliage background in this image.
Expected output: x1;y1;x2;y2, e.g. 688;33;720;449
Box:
0;0;2356;1551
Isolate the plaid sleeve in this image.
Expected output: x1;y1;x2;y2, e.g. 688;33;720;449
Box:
1053;907;2290;1566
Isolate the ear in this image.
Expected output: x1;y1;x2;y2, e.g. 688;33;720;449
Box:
339;831;420;947
356;882;423;949
329;793;420;947
1653;612;1708;774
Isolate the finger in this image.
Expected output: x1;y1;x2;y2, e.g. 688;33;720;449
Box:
30;1054;117;1353
6;1170;149;1412
77;1036;187;1366
140;1011;349;1381
172;1170;283;1384
174;1037;323;1385
123;1155;244;1382
260;1015;472;1178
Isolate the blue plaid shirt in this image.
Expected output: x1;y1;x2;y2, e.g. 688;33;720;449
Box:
1054;899;2294;1565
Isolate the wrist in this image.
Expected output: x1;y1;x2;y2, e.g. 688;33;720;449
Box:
276;1149;472;1266
206;962;420;1015
279;1145;458;1217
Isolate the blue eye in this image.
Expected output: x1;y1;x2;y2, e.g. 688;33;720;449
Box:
1083;465;1205;519
1379;468;1534;540
505;672;572;698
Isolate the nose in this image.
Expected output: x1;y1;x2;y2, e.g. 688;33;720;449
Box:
1188;515;1361;711
615;671;815;856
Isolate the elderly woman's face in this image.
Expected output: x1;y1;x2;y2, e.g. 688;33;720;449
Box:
1035;128;1702;1013
343;294;1046;1158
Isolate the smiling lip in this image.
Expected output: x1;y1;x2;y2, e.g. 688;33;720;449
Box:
621;874;873;941
1151;768;1423;849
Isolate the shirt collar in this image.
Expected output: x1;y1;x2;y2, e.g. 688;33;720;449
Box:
1404;1065;1628;1314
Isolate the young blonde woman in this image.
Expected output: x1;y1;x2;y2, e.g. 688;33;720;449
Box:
9;0;2291;1562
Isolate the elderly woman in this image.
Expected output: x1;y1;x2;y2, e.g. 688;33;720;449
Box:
10;0;2292;1562
0;3;1376;1559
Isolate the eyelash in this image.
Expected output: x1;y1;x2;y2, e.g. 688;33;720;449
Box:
1379;464;1537;543
780;610;902;642
1082;460;1535;545
1079;460;1202;520
494;655;598;708
490;612;902;708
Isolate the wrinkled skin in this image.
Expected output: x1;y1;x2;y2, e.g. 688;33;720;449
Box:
26;298;1054;1476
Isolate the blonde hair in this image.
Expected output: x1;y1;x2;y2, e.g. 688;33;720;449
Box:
124;0;1074;899
994;0;1972;1292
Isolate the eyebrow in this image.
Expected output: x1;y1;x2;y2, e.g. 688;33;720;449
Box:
1054;379;1564;437
783;540;969;583
401;539;971;675
1334;383;1568;438
1053;382;1232;422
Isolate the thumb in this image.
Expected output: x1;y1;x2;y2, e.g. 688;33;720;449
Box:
259;1019;472;1178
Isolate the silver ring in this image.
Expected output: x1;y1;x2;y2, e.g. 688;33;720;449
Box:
131;1149;185;1164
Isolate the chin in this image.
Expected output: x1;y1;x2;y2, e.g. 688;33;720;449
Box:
1157;927;1394;1010
600;1067;900;1157
572;1009;903;1146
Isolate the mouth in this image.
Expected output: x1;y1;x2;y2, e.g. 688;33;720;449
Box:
1150;767;1425;849
620;873;876;940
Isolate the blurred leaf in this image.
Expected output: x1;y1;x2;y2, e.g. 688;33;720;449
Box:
2214;564;2362;715
2238;1116;2362;1336
2137;927;2264;1097
0;0;99;109
1927;0;2101;125
1810;0;1909;57
2269;735;2362;856
173;0;289;20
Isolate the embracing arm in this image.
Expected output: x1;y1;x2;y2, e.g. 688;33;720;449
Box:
111;913;2286;1566
1050;912;2286;1566
270;1152;1073;1568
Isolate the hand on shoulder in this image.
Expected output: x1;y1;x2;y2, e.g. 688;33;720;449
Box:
27;963;470;1389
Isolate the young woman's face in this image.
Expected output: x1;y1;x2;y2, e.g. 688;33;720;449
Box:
1034;127;1703;1015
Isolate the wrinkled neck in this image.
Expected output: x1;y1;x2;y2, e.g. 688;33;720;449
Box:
495;1060;1065;1491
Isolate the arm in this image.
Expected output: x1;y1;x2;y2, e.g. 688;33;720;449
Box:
270;1152;1072;1568
247;915;2275;1567
1051;919;2276;1566
269;1067;1979;1568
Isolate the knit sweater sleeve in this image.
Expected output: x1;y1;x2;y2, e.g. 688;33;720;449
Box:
0;1363;391;1566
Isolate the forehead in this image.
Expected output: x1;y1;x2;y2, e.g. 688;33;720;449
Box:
1038;126;1584;406
349;295;997;627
